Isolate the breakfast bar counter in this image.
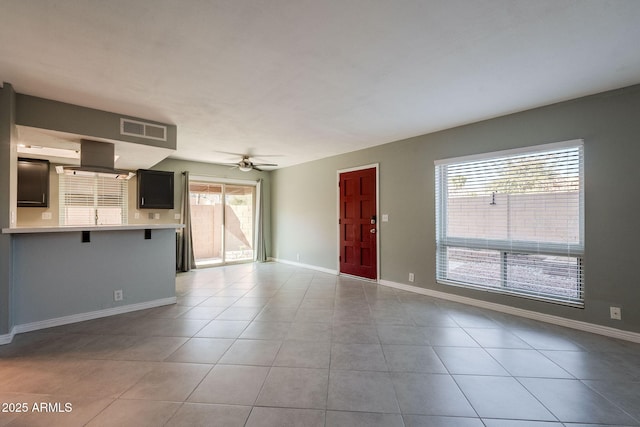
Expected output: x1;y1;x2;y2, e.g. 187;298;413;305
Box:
2;223;183;234
2;224;183;334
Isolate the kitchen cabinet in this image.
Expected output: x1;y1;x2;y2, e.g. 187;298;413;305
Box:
17;157;49;207
137;169;174;209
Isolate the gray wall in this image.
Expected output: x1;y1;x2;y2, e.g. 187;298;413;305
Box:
0;83;17;335
152;158;272;259
271;84;640;333
16;94;177;150
12;228;176;325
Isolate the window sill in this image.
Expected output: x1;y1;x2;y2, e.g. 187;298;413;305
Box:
436;278;585;309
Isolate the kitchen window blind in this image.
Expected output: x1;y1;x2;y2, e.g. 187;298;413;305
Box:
435;140;584;306
59;174;128;226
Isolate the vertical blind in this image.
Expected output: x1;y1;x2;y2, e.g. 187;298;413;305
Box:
435;140;584;305
59;174;128;226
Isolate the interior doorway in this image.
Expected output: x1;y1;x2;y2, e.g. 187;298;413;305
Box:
189;181;255;266
338;165;378;280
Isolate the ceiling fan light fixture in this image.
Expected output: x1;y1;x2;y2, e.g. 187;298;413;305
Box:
238;157;254;172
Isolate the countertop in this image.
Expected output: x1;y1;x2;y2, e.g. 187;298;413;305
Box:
2;224;184;234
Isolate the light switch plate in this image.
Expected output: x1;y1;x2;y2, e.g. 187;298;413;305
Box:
382;214;389;222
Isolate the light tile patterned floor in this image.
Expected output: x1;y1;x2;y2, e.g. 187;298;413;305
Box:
1;262;640;426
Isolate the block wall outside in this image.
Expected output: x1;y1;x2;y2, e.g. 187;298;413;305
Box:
446;192;580;244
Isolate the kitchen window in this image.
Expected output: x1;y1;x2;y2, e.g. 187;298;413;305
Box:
59;174;128;226
435;140;584;306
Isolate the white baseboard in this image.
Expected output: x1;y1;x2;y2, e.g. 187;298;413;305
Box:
0;330;15;345
0;297;177;345
269;257;338;275
379;279;640;344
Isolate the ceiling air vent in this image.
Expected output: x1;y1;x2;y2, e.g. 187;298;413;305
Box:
120;118;167;141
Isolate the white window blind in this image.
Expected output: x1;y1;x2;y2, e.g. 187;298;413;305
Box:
59;174;128;226
435;140;584;306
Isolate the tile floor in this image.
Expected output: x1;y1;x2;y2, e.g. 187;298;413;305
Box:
1;262;640;426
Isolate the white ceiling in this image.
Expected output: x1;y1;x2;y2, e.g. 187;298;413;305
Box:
2;0;640;169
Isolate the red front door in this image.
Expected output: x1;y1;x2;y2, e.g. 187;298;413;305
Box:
339;167;377;280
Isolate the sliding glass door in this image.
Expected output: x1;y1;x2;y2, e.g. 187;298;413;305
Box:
190;182;224;265
189;181;255;266
224;185;255;262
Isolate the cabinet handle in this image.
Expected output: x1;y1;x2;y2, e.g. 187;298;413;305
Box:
42;193;45;203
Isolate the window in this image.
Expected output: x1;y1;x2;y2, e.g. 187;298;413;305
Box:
435;140;584;306
59;174;128;226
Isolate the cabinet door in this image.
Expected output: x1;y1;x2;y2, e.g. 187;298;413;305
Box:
18;158;50;207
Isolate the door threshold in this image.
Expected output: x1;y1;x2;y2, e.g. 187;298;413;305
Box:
338;273;378;283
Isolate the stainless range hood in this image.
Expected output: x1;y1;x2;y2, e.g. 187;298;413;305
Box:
57;139;135;180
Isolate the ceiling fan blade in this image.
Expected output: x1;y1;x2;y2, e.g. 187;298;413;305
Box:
251;154;282;159
214;150;280;159
210;162;240;167
211;151;280;170
213;150;245;157
245;147;285;158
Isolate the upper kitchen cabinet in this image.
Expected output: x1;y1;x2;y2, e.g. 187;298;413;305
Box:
17;157;50;207
137;169;175;209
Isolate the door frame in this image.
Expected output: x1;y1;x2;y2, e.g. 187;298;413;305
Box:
336;163;380;281
189;175;257;266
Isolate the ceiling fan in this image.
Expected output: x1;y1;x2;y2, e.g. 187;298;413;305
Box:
220;154;278;172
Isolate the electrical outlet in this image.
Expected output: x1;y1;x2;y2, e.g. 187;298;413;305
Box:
174;213;181;220
134;212;140;219
610;306;622;320
154;213;160;220
42;212;52;220
409;273;415;282
114;290;123;302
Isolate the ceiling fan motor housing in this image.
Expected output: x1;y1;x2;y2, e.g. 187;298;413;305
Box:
239;158;253;172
